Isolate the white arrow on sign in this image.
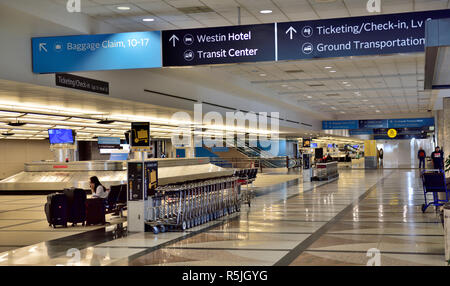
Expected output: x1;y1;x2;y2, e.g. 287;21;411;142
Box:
39;43;48;52
286;26;297;40
169;35;179;47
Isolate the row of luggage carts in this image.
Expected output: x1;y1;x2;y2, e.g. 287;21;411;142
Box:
145;176;240;234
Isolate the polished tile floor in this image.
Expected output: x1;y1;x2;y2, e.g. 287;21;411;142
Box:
0;169;446;266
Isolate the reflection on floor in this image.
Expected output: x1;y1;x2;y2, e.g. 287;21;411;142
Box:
0;169;446;266
0;195;126;254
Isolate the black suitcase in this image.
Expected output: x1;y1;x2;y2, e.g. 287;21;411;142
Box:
44;193;68;228
86;198;106;226
64;188;87;226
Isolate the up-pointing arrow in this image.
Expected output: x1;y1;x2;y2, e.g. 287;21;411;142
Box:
39;43;48;52
169;35;179;47
286;26;297;40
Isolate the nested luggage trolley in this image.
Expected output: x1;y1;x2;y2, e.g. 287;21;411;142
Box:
145;176;240;234
235;168;258;207
421;170;450;213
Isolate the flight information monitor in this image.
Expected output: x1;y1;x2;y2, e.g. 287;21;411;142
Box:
48;129;74;144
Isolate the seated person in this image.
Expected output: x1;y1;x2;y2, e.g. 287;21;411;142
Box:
89;176;108;199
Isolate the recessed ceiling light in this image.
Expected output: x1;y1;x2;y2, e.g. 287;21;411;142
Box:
259;73;266;77
363;99;369;102
260;10;272;14
340;111;346;114
116;6;131;10
342;82;348;84
330;70;336;73
325;66;332;69
143;18;154;22
282;84;288;87
307;96;312;99
376;110;381;113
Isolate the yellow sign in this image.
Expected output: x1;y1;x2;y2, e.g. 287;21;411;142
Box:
387;129;397;138
364;140;377;156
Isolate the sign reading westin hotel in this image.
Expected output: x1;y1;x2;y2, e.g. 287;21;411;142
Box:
162;23;275;66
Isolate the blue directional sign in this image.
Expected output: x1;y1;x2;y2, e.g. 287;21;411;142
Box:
322;120;359;130
32;31;162;73
350;129;374;135
387;118;435;128
162;24;275;67
277;9;450;61
359;119;388;129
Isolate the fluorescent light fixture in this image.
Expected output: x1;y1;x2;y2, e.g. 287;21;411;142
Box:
376;110;381;113
330;70;336;73
259;73;266;77
307;96;312;99
260;10;272;14
324;66;333;69
342;82;348;84
116;6;130;10
143;18;154;22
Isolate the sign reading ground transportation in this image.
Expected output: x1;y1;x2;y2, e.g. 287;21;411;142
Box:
277;9;450;61
55;73;109;94
162;23;275;66
32;31;162;73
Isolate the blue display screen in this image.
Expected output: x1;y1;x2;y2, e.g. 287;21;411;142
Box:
328;144;333;148
48;129;74;144
311;143;318;148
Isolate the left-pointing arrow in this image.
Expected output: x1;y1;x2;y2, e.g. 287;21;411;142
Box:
39;43;48;52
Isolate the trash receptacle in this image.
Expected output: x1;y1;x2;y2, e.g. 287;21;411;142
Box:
444;203;450;264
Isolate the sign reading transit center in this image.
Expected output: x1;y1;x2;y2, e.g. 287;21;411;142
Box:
277;9;450;61
162;23;276;66
32;31;162;73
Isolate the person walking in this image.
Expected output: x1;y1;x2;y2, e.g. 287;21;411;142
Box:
418;147;426;169
379;148;384;168
431;146;444;171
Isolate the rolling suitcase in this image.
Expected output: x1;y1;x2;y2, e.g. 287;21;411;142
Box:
64;188;87;226
86;198;106;225
44;193;68;228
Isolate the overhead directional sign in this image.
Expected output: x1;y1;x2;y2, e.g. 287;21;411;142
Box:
277;9;450;61
323;118;435;130
32;31;162;73
162;23;276;67
322;120;359;130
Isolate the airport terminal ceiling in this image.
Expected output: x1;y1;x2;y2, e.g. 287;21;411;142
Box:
0;0;446;138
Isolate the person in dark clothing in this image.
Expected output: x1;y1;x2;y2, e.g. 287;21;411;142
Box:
431;147;444;170
418;148;426;169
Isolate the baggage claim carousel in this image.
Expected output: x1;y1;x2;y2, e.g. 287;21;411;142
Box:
0;158;234;195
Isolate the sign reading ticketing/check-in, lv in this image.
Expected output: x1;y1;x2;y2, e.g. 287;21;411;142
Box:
277;9;450;61
32;31;162;73
162;24;275;66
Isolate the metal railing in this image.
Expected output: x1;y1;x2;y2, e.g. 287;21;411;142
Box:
209;157;301;170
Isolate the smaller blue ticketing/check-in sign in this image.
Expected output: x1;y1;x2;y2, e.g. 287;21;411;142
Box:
277;9;450;61
162;23;275;67
32;31;162;73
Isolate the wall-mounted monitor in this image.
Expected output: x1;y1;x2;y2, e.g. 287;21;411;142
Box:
48;129;74;144
311;143;318;148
